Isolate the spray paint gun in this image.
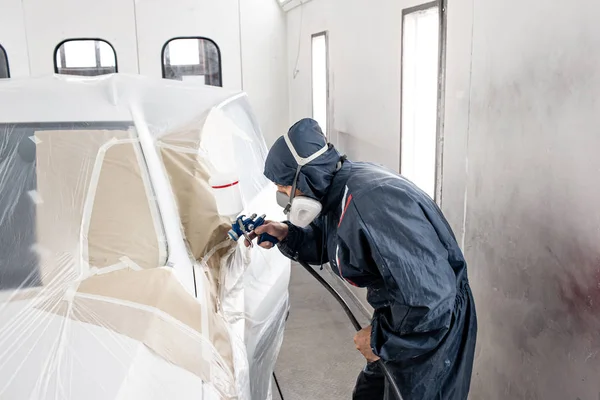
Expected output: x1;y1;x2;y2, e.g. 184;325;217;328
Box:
227;214;279;248
210;174;279;247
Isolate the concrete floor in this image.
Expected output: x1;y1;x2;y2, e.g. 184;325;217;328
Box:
272;264;372;400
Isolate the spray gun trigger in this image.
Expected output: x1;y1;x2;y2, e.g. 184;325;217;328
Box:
239;220;253;248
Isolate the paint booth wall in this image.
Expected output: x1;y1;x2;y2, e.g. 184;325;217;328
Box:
0;0;288;145
239;0;289;146
289;0;600;398
442;0;600;398
286;0;430;172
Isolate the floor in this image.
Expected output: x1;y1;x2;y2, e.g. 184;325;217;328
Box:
272;264;372;400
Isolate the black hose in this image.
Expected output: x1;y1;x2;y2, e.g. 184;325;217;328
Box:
271;311;291;400
297;261;404;400
272;372;285;399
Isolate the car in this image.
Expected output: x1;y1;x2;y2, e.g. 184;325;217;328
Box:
0;74;291;400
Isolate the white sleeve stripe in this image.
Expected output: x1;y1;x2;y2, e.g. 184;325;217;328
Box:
340;185;349;214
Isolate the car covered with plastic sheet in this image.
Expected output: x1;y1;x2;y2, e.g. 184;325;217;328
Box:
0;74;290;400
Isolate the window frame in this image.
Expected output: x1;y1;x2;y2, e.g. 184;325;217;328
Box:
310;31;330;137
161;36;223;87
0;44;10;79
400;0;447;204
277;0;312;11
53;38;119;76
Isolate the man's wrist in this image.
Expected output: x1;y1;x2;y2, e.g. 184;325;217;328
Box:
280;221;299;247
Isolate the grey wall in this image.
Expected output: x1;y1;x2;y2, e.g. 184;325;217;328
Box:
286;0;428;172
442;0;600;398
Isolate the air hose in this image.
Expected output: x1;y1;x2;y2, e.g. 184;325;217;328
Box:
295;260;404;400
271;262;403;399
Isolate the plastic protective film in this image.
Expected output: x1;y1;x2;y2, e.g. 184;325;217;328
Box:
0;74;291;400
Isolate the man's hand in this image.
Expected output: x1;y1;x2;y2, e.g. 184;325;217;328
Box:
354;326;380;363
244;221;289;249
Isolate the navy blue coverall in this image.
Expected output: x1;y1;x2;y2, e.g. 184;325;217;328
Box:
265;119;477;400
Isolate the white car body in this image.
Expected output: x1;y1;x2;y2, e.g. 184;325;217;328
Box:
0;74;291;400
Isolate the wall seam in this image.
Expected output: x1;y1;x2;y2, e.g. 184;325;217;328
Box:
461;0;476;250
21;0;33;76
132;0;141;74
237;0;244;90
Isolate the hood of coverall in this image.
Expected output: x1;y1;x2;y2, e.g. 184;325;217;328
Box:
264;118;341;201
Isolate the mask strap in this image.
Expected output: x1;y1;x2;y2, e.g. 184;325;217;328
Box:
336;154;347;171
284;165;302;215
282;131;329;214
283;132;329;166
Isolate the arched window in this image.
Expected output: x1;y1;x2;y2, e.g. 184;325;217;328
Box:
0;45;9;79
162;37;222;87
54;39;117;76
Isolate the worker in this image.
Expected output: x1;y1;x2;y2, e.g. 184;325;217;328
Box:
247;118;477;400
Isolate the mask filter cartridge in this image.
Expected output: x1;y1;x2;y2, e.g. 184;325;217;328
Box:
286;196;322;228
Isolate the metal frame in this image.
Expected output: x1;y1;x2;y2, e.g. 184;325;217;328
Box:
53;38;119;75
279;0;311;12
399;0;447;205
310;31;330;137
435;0;448;206
0;44;9;79
160;36;223;87
94;41;102;68
403;0;439;16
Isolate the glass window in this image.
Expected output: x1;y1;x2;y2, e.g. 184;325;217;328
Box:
162;37;222;87
0;122;167;291
54;39;117;76
401;4;440;199
311;32;329;136
0;45;9;79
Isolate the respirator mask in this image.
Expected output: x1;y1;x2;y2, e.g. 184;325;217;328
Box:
276;132;328;228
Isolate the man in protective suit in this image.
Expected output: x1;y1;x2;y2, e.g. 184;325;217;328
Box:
248;118;477;400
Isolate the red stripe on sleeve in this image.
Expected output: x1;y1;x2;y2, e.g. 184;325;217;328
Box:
338;194;353;227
